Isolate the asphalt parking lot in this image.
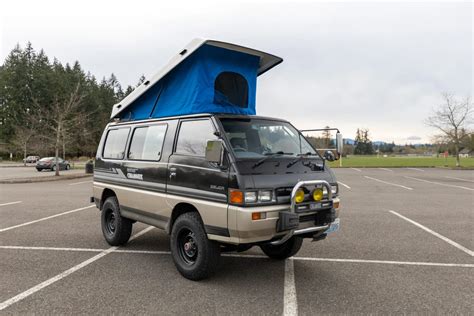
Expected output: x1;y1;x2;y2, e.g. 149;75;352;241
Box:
0;168;473;314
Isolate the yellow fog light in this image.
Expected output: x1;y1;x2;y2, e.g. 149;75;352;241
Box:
312;188;323;201
294;189;305;203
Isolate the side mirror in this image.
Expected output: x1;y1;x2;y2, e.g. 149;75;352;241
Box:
336;132;343;156
205;140;224;164
324;150;336;162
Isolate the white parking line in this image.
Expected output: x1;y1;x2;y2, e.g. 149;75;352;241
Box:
0;205;95;233
379;168;393;172
444;176;474;184
364;176;413;190
283;258;297;316
0;245;105;252
389;210;474;257
2;245;474;268
351;168;362;172
293;256;474;268
337;181;351;190
0;201;22;207
69;180;92;186
405;176;474;191
0;226;154;311
406;168;425;172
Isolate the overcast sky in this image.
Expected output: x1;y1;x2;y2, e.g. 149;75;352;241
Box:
1;0;472;143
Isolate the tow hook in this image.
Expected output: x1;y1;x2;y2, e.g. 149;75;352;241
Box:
312;232;327;242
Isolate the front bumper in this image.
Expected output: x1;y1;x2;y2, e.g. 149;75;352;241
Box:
228;196;340;244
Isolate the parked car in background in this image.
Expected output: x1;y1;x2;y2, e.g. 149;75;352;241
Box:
23;155;40;163
36;157;71;171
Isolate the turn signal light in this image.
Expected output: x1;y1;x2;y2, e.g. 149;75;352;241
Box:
229;189;244;204
294;189;305;203
333;201;340;209
312;188;323;201
251;212;266;220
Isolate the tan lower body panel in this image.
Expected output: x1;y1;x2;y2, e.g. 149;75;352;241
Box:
94;181;340;245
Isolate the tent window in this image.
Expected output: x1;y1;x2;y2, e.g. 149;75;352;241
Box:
214;72;248;108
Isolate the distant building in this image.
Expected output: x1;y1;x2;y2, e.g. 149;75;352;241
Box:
459;148;474;158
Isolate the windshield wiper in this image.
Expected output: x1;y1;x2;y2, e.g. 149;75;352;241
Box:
287;152;316;168
252;151;292;168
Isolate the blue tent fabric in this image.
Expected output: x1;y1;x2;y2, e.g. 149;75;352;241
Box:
119;44;260;120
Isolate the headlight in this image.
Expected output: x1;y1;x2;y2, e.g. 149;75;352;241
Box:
258;190;272;202
322;185;338;196
244;191;257;203
294;189;305;203
231;189;275;205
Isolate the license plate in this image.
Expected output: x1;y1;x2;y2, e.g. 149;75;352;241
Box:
326;218;340;234
309;203;321;210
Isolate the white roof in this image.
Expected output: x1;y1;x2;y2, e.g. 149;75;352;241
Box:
110;38;283;119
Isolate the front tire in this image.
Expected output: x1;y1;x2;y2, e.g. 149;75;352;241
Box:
101;196;132;246
170;212;220;280
260;236;303;260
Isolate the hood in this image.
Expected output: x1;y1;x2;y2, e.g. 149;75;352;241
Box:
233;158;337;190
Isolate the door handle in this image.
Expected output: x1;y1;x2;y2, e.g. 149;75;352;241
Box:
169;167;177;179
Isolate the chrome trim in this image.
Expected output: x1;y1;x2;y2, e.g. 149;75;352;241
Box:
169;163;222;172
271;180;332;245
293;225;329;235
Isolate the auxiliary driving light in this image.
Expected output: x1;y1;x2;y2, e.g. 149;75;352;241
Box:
312;188;323;201
294;189;305;203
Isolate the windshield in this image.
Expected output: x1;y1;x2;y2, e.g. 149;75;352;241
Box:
219;118;317;159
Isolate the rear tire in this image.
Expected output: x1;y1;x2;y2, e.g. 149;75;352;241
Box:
101;196;132;246
170;212;220;280
36;168;41;172
260;236;303;260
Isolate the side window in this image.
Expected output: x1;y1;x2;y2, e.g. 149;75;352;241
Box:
175;120;217;157
214;72;248;108
103;128;130;159
128;125;167;161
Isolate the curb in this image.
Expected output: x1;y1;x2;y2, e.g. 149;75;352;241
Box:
0;174;92;184
0;165;36;168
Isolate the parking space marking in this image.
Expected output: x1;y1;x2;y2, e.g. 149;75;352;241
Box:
68;180;92;186
0;245;104;253
0;201;22;207
444;176;474;183
0;226;154;311
292;256;474;268
389;210;474;257
351;168;362;172
283;258;297;316
2;245;473;268
379;168;393;172
0;205;95;233
364;176;413;190
406;168;425;172
405;176;474;191
337;181;351;190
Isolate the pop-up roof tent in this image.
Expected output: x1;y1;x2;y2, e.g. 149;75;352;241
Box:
110;39;283;121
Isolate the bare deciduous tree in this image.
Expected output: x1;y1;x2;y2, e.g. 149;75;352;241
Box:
33;83;85;176
11;125;35;166
426;93;473;167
